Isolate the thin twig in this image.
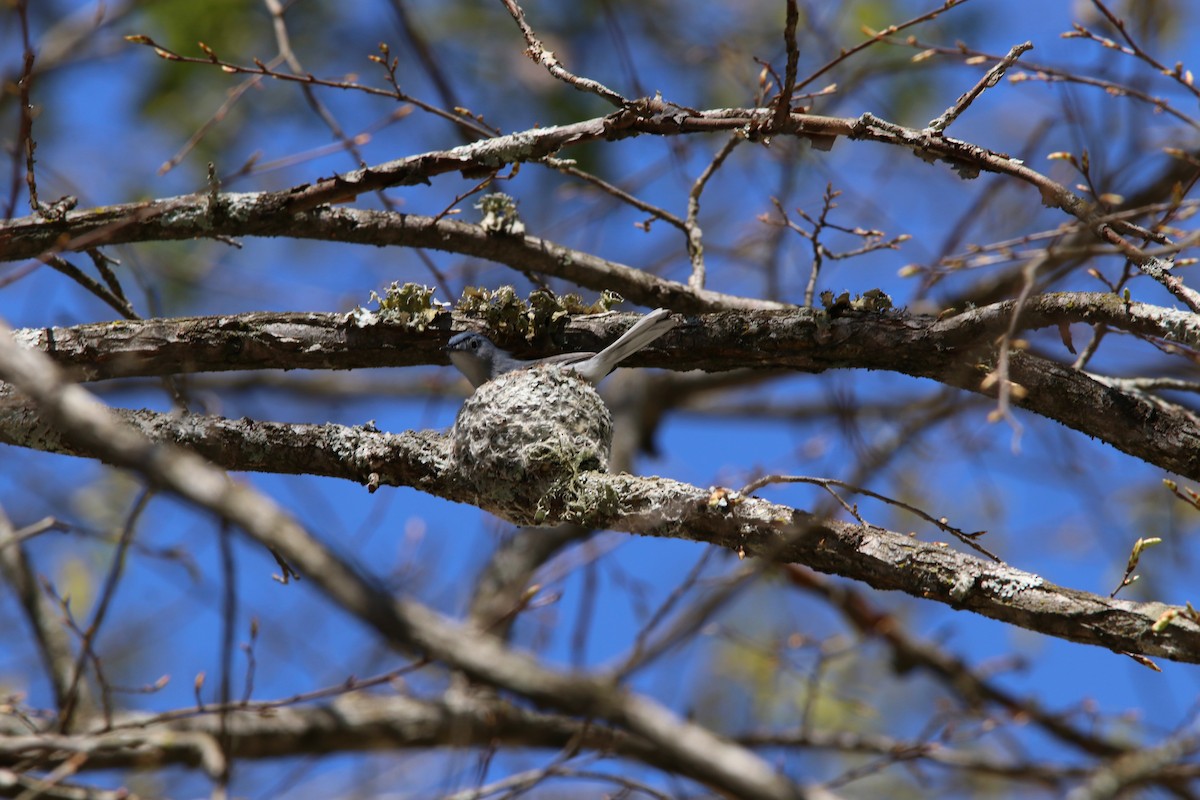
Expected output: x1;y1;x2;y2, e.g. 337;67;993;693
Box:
13;0;37;220
216;520;236;798
892;36;1200;130
1076;0;1200;101
540;156;688;233
616;548;721;677
0;507;84;714
794;0;975;93
496;0;628;108
927;41;1032;133
771;0;800;131
42;255;138;320
124;35;493;139
58;489;153;732
739;474;998;560
980;252;1046;441
685;135;740;290
157;63;278;176
386;0;467;128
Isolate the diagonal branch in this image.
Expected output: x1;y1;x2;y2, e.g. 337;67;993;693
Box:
0;206;782;313
926;41;1033;133
497;0;628;108
0;317;814;800
2;103;1189;306
0;509;90;717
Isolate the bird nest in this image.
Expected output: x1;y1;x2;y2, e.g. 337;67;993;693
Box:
451;366;613;522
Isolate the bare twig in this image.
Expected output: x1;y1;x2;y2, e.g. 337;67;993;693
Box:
685;135;740;290
42;254;138;320
892;36;1200;130
927;41;1032;133
540;155;688;232
781;565;1138;759
1071;0;1200;101
767;189;909;306
386;0;465;118
216;520;236;798
59;489;153;732
156;62;279;176
11;0;37;220
794;0;975;93
1110;536;1161;598
124;35;493;139
0;507;87;716
496;0;628;108
739;473;998;560
979;252;1044;438
771;0;801;131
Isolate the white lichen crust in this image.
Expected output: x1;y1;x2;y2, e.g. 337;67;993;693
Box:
451;366;613;518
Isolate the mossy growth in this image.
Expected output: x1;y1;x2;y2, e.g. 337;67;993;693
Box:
456;286;624;343
475;192;525;236
819;288;894;317
352;281;446;330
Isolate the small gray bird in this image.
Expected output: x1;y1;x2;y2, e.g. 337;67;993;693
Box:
446;308;675;389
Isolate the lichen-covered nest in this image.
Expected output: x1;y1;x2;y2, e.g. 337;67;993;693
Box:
451;366;613;520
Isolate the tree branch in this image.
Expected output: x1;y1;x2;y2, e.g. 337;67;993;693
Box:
0;510;90;718
0;692;696;782
1;392;1197;663
2;102;1188;309
0;206;779;313
10;293;1200;479
0;318;813;800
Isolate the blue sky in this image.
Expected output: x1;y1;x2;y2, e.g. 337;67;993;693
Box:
4;0;1200;795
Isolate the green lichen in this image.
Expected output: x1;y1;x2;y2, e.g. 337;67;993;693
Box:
359;281;446;330
456;286;624;342
475;192;525;236
820;288;894;317
537;469;621;527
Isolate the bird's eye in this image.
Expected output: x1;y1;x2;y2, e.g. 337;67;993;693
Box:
470;338;480;350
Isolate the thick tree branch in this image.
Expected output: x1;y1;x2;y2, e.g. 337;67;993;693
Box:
17;292;1200;380
2;104;1181;307
1;394;1197;663
0;693;693;782
6;688;1173;791
0;206;777;313
11;293;1200;479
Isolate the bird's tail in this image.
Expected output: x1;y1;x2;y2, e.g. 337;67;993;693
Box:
585;308;676;381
